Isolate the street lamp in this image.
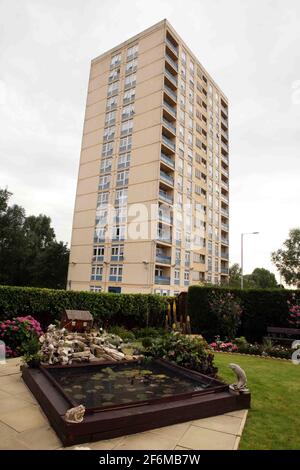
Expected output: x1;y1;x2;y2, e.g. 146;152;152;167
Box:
241;232;259;289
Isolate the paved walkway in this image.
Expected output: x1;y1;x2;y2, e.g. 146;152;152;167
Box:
0;358;248;450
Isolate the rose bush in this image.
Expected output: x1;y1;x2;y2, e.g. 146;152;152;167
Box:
0;316;43;357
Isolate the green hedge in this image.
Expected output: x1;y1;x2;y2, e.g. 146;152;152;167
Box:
188;286;300;342
0;285;169;329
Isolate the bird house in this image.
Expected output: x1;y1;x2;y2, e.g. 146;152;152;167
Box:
61;310;93;333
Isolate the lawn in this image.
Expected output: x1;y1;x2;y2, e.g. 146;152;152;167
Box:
215;352;300;450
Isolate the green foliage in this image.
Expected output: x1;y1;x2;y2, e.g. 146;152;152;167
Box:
132;326;165;338
141;336;154;348
0;285;169;330
208;290;242;339
108;326;135;342
188;285;300;342
21;336;42;367
272;228;300;288
144;332;217;376
0;188;69;289
229;263;279;289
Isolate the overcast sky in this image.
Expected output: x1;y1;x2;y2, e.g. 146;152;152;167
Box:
1;0;299;278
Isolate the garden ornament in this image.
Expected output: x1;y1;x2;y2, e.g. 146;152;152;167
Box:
228;363;249;393
64;404;85;423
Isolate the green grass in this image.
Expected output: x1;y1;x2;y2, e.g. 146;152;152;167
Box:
214;352;300;449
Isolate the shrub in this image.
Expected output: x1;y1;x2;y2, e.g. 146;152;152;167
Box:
208;290;242;339
188;285;300;342
144;332;217;376
108;326;135;342
0;315;43;357
0;285;169;330
141;337;154;348
132;327;165;338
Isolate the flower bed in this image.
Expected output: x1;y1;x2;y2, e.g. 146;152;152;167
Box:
209;336;293;360
0;315;43;357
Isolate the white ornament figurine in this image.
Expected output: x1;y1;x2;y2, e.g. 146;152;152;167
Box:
64;405;85;423
228;363;249;393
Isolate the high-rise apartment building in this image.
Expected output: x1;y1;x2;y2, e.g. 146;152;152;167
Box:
68;19;229;295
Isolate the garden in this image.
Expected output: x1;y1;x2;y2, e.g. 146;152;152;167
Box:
0;284;300;448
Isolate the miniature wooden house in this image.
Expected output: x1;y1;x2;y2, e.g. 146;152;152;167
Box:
61;310;93;333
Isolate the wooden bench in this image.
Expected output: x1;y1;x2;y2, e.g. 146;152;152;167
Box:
266;326;300;345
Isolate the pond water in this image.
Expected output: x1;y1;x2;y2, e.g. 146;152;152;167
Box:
47;361;210;410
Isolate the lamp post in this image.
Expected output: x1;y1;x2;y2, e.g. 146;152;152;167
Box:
241;232;259;289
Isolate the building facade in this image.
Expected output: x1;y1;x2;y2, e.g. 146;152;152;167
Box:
68;19;229;295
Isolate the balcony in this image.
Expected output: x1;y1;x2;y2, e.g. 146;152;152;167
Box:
221;223;229;231
164;84;177;102
161;152;175;169
92;255;104;263
157;233;172;244
221;180;229;190
221;207;229;216
221;267;229;274
156;254;171;265
159;213;172;224
162;117;176;135
221;193;229;203
184;280;190;286
165;53;178;72
116;179;129;187
163;100;176;118
221;140;229;152
221;104;228;116
160;170;174;186
221;154;229;165
221;167;229;177
162;134;176;151
155;275;171;285
164;69;178;87
159;190;173;205
221;237;229;245
221;252;229;260
166;37;178;57
174;279;180;285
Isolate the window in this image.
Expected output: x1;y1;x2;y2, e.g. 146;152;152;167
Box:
94;227;106;243
112;225;126;241
178;157;184;173
110;53;121;68
124;73;136;89
95;207;107;227
127;44;138;60
93;246;104;261
178;141;184;157
102;141;113;157
177;174;183;191
122;104;134;119
99;174;110;191
181;50;186;64
188;132;193;146
126;59;137;74
106;96;117;110
121;119;133;136
175;248;181;264
103;126;115;142
116;170;129;186
175;229;182;245
188;103;194;115
108;68;120;82
97;192;109;208
100;158;112;173
105;111;116;125
215;243;219;257
185;231;191;248
107;82;119;97
188;88;194;102
118;152;130;169
208;194;213;206
179;125;184;139
180;80;186;93
109;265;123;281
214;258;219;272
115;188;128;206
209;84;213;94
214;227;219;241
187;164;192;179
123;88;135;104
90;285;102;292
179;109;185;124
188;117;193;130
180;94;185;108
114;206;127;224
185;251;190;266
111;244;124;261
181;65;186;79
190;60;194;74
193;252;205;264
119;135;132;152
174;269;180;284
184;270;190;285
91;265;103;281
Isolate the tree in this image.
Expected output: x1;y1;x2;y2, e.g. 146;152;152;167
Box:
249;267;278;289
271;229;300;288
228;263;242;288
0;188;69;289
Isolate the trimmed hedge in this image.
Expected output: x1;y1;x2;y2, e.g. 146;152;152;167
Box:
188;286;300;342
0;285;168;329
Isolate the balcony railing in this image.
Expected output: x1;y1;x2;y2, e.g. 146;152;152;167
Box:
221;180;229;189
162;117;176;134
221;252;229;259
163;100;176;118
221;194;229;202
160;170;174;186
116;179;129;187
221;208;229;216
156;254;171;264
157;233;172;244
159;213;172;224
221;167;229;177
92;255;104;263
166;37;178;56
221;267;229;274
164;69;178;87
165;53;178;71
221;223;229;231
161;152;175;168
162;134;176;151
159;190;173;204
155;275;171;285
221;154;229;165
221;237;229;245
164;84;177;102
221;140;229;151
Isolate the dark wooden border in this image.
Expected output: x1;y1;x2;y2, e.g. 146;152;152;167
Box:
22;360;251;447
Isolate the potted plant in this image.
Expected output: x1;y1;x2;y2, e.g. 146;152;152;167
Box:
22;337;42;368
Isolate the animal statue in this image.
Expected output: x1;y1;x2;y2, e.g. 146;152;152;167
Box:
228;363;249;393
64;405;85;423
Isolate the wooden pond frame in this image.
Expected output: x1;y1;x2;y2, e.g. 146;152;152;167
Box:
21;359;251;447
